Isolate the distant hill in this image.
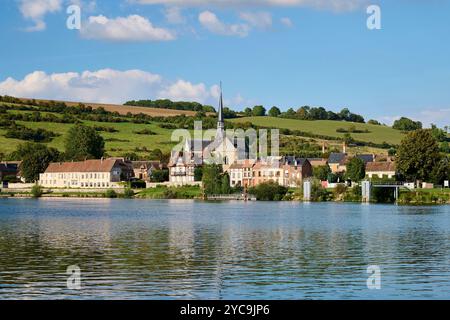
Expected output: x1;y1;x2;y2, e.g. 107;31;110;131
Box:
229;116;404;145
16;98;208;117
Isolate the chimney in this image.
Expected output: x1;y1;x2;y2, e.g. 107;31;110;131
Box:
322;141;326;154
343;141;347;154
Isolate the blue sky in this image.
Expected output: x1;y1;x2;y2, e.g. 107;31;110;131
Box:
0;0;449;127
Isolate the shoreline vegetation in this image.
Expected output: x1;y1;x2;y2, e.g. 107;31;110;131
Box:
2;185;450;205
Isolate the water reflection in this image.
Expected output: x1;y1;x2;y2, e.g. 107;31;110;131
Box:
0;199;449;299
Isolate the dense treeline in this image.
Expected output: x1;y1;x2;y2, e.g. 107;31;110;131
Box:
5;124;59;142
124;99;216;113
243;105;365;123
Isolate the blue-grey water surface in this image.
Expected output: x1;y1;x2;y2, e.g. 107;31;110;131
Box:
0;199;449;299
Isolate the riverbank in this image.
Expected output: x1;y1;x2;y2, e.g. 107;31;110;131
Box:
1;185;450;205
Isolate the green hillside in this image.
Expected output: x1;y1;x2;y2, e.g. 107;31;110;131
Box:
0;108;177;158
229;116;405;145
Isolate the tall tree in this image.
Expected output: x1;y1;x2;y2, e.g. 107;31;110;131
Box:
11;142;60;182
313;165;331;181
65;124;105;160
202;164;223;195
268;106;281;117
393;117;422;131
252;105;266;117
221;172;231;194
397;129;441;181
345;157;366;182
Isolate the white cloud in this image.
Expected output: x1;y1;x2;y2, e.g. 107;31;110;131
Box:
136;0;365;12
158;80;215;102
416;108;450;128
164;6;186;24
198;11;250;37
0;69;226;105
80;15;176;42
280;17;293;27
19;0;62;31
239;12;272;29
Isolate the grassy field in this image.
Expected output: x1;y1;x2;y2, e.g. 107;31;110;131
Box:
229;116;405;145
21;98;213;117
0;114;178;156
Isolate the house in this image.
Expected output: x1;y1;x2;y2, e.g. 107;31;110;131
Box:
328;153;347;173
356;154;375;165
251;157;312;188
39;158;133;188
228;163;244;188
307;158;328;168
328;153;374;173
282;157;313;187
131;161;162;181
365;162;396;179
0;161;21;182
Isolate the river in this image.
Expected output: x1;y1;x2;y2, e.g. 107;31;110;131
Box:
0;199;449;299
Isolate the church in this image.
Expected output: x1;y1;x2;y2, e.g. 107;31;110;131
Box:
168;86;243;185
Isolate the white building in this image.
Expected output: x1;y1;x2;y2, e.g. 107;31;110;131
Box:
365;162;396;179
39;158;131;188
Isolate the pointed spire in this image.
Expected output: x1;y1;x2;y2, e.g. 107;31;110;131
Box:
218;81;224;123
217;81;225;136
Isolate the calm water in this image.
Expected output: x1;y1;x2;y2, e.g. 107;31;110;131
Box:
0;199;449;300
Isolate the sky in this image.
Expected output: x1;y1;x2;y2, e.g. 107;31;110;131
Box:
0;0;449;127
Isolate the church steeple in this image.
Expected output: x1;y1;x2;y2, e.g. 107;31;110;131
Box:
217;82;225;135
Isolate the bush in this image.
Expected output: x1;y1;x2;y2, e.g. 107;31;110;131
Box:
123;188;134;198
249;182;288;201
31;185;43;198
130;180;146;189
133;128;157;135
104;189;117;198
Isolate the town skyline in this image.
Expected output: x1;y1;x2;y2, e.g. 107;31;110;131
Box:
0;0;449;127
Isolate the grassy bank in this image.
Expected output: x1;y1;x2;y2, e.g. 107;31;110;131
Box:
398;189;450;205
135;186;203;199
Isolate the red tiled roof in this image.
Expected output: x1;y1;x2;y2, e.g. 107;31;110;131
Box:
366;162;396;172
45;159;120;173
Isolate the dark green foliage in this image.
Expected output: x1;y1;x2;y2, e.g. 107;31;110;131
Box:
368;119;381;125
93;125;119;133
280;106;365;123
5;124;58;142
268;106;281;117
194;166;203;182
388;148;397;156
123;188;135;198
31;185;43;198
129;180;146;188
104;189;117;198
124;99;216;113
150;169;169;183
313;165;331;181
10;142;60;182
252;105;266;117
65;124;105;160
430;157;450;186
221;173;231;194
310;179;330;201
123;152;139;161
393;117;422;131
202;164;224;195
132;128;157;135
430;124;447;142
397;129;441;181
345;157;366;182
249;181;288;201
